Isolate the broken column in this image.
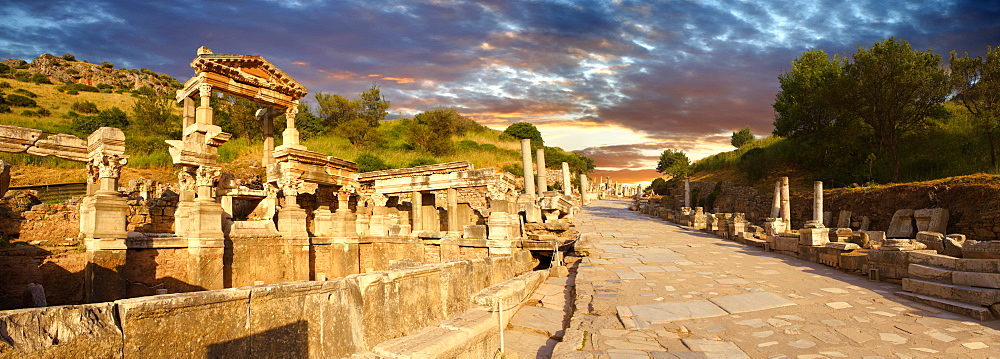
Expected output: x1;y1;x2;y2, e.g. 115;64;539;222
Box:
536;148;546;196
684;178;691;208
780;176;791;227
520;139;535;196
800;181;828;246
561;162;572;196
580;173;590;205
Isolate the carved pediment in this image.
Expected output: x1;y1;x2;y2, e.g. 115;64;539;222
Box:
190;49;307;99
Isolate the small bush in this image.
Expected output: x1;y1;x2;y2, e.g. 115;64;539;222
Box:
355;153;390;172
61;53;76;61
101;62;114;69
71;107;129;135
66;69;79;75
66;90;78;95
13;89;37;98
71;100;99;114
57;83;99;93
96;83;112;90
0;105;11;113
407;158;437;167
28;73;51;84
0;64;9;74
20;110;38;117
36;108;51;117
0;81;10;88
6;94;37;107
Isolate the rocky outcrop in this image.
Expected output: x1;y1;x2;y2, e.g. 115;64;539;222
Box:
5;53;181;95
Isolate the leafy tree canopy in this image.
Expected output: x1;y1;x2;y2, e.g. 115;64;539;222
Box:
656;149;690;179
504;122;544;147
731;126;755;148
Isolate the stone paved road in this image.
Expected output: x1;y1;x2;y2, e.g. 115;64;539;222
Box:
555;199;1000;359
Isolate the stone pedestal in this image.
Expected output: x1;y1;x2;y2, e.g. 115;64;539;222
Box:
184;200;226;241
277;205;309;238
799;227;830;246
80;194;128;246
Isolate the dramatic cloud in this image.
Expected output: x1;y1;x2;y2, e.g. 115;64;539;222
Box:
2;0;998;183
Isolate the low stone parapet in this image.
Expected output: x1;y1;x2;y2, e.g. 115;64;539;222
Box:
0;251;536;358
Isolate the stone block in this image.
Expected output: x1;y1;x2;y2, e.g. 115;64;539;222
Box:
907;264;953;283
915;231;945;252
953;272;1000;289
355;266;445;346
861;230;886;248
959;258;998;273
962;241;1000;259
825;242;860;251
908;251;959;270
799;228;829;246
463;224;487;239
914;208;948;233
886;209;915;238
836;210;851;228
248;280;365;358
0;303;122;358
774;235;799;253
118;288;253;358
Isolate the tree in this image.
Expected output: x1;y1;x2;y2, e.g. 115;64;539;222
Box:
730;126;755;148
358;83;389;127
844;37;949;181
131;94;178;136
61;53;76;61
72;107;129;136
950;46;1000;170
655;149;690;179
773;50;850;141
354;153;390;172
313;83;390;145
504;122;544;147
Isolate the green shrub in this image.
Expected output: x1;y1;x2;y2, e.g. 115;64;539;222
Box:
13;89;37;98
501;163;523;177
66;69;79;75
0;64;9;74
0;105;10;113
407;158;437;167
20;110;39;117
6;94;37;107
71;107;129;135
101;62;114;69
354;153;390;172
57;83;99;93
0;81;10;88
70;100;99;114
61;53;76;61
28;73;51;84
66;90;78;95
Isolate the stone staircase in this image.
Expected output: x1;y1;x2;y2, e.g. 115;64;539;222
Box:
896;252;1000;321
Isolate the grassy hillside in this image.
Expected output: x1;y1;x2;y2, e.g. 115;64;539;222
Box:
691;102;999;192
0;79;526;186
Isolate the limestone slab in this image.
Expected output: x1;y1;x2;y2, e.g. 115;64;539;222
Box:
708;292;796;314
626;301;727;327
510;305;565;338
680;339;749;358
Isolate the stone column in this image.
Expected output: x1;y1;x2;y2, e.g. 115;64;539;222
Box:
813;181;823;223
196;84;213;125
281;101;302;148
684;178;691;208
561;162;572;196
580;174;589;204
536;148;546;196
411;190;423;233
332;189;357;237
277;176;309;238
520;139;535;196
182;96;195;129
780;177;791;225
771;180;781;219
256;107;276;167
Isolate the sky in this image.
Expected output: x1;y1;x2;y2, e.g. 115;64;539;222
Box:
2;0;999;184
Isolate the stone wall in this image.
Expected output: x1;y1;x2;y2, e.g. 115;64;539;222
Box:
0;252;535;358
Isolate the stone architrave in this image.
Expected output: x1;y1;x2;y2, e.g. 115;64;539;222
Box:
913;208;948;234
520;139;535;196
886;209;915;238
